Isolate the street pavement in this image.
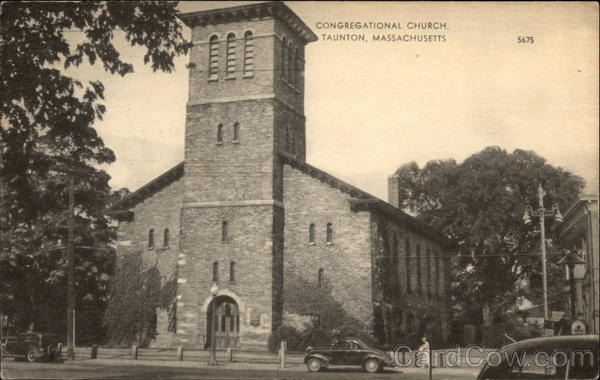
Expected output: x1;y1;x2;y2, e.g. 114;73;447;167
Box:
1;357;481;379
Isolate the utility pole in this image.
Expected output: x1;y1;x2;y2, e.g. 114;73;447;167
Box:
523;183;563;336
537;185;549;328
66;175;75;360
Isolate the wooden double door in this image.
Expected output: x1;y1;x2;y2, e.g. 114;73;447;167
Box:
206;296;239;349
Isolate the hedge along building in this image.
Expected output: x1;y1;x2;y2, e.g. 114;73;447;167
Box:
107;2;456;350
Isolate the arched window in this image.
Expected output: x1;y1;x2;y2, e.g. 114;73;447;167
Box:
233;122;240;142
163;228;170;249
405;239;411;294
281;36;288;80
226;33;236;79
308;223;315;244
416;244;422;295
217;123;223;143
212;261;219;281
148;229;154;249
243;31;254;76
326;223;333;244
208;35;220;81
221;221;228;243
229;261;235;282
318;268;324;288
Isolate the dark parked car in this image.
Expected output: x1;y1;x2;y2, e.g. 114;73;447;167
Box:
304;338;395;373
3;332;63;362
477;334;599;379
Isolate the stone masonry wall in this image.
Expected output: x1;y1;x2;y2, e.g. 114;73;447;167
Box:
188;18;276;104
115;176;183;345
282;165;373;336
370;212;450;346
176;204;276;350
183;99;276;204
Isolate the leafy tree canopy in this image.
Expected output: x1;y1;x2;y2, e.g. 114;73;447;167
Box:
0;1;190;335
393;146;584;323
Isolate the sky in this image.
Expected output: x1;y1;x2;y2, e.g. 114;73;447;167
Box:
75;1;598;200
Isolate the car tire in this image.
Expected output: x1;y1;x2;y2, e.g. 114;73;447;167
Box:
307;357;323;372
47;345;57;362
364;358;381;373
26;348;37;363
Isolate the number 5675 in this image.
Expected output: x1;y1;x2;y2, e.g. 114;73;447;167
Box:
518;36;535;43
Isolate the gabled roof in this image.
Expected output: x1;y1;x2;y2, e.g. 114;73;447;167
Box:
107;154;454;248
106;162;184;214
279;153;455;248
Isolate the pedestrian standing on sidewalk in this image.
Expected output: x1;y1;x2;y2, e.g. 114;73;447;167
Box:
417;337;430;368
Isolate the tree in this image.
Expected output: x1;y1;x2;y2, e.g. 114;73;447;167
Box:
0;1;190;338
393;146;584;328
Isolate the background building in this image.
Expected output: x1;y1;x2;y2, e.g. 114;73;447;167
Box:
108;2;455;350
554;194;599;334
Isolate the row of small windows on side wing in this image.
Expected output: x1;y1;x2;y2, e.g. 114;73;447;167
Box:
148;228;169;250
209;31;254;81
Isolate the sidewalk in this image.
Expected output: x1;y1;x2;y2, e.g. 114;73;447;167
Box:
70;347;305;365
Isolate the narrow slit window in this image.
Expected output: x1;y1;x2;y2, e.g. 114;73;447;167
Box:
318;268;324;288
309;223;315;244
427;248;432;296
295;47;301;88
405;239;411;294
416;245;422;295
285;124;292;153
287;42;294;83
229;261;235;282
226;33;236;78
243;31;254;76
212;261;219;282
163;228;169;249
281;36;288;80
435;256;440;299
221;221;228;243
289;125;295;154
326;223;333;244
233;122;240;142
208;35;220;81
148;229;154;250
217;123;223;143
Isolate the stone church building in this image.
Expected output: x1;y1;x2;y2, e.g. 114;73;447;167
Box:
107;2;455;350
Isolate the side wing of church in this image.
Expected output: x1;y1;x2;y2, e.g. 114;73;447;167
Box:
107;2;455;351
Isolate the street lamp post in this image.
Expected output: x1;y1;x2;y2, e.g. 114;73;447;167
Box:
523;183;563;335
208;282;219;366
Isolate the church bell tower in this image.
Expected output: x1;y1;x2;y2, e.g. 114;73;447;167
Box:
176;2;317;350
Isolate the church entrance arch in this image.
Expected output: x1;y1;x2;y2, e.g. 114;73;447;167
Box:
206;295;240;349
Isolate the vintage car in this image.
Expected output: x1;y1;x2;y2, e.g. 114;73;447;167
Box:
477;334;599;380
304;338;395;373
3;332;63;362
